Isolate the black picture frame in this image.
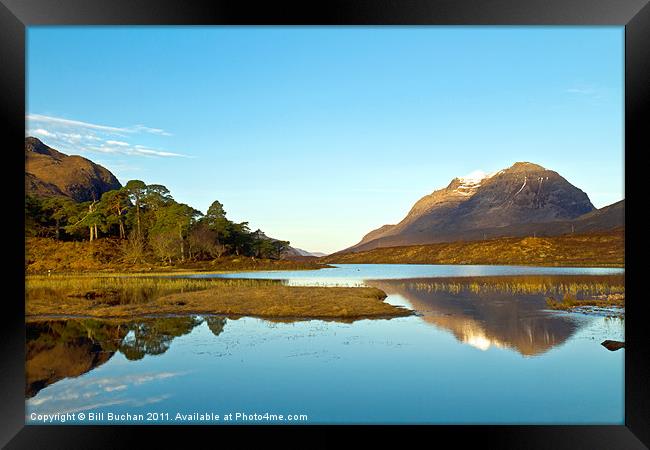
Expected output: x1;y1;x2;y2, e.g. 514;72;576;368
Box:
2;0;648;447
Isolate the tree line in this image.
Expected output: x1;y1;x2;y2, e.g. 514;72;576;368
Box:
26;180;290;263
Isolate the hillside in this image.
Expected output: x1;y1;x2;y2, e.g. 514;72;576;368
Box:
374;199;625;245
25;237;330;274
25;137;122;202
323;229;624;267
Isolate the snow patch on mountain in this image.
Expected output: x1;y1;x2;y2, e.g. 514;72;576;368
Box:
459;169;489;185
454;169;500;195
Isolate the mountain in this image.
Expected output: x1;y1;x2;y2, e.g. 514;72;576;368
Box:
250;230;323;259
457;198;624;240
341;162;600;254
284;247;328;258
562;199;624;232
25;137;122;202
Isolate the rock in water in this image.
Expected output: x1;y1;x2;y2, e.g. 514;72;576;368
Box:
601;340;625;351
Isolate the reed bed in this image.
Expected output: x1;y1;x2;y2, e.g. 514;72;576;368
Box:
26;275;281;306
546;293;625;310
25;275;411;320
388;275;625;298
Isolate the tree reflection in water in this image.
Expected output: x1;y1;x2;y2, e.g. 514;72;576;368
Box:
26;315;226;398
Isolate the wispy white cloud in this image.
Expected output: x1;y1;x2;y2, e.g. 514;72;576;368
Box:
87;143;190;158
26;113;188;159
131;147;188;158
27;114;128;133
566;87;596;95
93;159;143;174
104;384;128;392
105;140;129;146
32;128;56;138
27;113;173;136
565;83;606;98
132;124;172;136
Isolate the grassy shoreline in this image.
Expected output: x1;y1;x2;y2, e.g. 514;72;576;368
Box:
26;259;332;276
546;293;625;311
26;272;625;321
26;276;412;321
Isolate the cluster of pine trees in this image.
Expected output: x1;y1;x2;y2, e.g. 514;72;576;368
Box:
25;180;290;263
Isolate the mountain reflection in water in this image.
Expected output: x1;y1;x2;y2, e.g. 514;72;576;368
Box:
25;316;226;398
367;279;581;356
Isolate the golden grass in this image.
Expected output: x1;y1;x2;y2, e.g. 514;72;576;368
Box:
325;231;624;267
389;274;625;297
26;275;278;306
546;292;625;311
26;276;412;320
153;286;411;320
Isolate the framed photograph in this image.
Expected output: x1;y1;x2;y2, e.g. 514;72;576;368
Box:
2;0;648;447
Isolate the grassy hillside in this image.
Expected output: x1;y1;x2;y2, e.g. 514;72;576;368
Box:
26;237;330;274
324;229;624;267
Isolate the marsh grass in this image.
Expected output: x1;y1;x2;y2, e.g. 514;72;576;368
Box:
25;275;411;320
26;275;281;306
545;292;625;311
386;274;626;311
389;275;624;298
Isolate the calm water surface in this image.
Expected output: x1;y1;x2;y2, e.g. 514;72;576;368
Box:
26;264;624;424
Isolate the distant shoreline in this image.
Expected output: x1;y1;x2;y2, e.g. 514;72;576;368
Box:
26;232;624;275
322;231;624;268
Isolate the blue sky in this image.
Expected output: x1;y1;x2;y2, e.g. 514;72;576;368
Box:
27;27;624;254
